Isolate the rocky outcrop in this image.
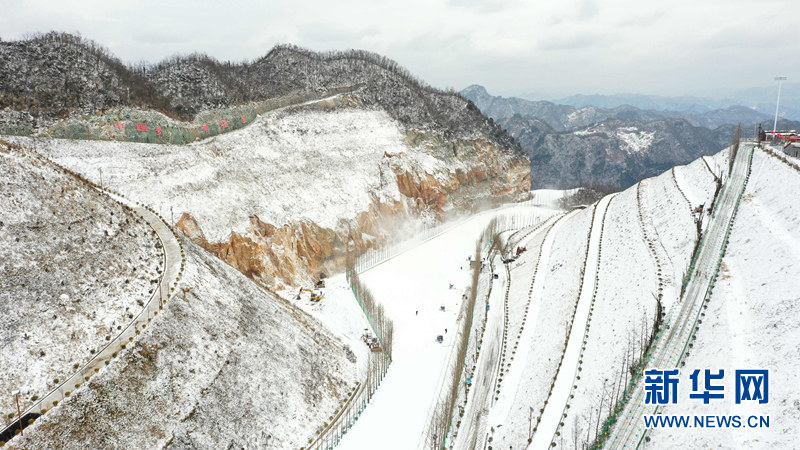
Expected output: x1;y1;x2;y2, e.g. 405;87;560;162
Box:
176;198;410;288
175;135;529;288
393;134;529;214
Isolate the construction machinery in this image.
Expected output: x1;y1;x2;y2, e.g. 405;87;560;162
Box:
296;287;324;302
361;331;382;352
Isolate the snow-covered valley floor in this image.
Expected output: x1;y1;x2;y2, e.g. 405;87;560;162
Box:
329;204;559;450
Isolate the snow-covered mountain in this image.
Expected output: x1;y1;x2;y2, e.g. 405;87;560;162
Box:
463;85;774;132
0;33;530;289
552;86;800;122
8;237;361;449
0;33;522;157
9;94;528;289
461;85;766;189
0;139;363;449
380;142;798;449
502;114;735;189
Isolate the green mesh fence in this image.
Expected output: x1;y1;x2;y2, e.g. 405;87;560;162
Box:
40;85;358;144
0;124;34;136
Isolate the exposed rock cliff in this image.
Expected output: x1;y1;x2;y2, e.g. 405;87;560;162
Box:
24;96;529;289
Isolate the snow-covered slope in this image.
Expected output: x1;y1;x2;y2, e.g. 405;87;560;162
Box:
9;95;529;288
488;206;593;448
456;145;726;449
648;147;800;448
37;104;408;241
8;238;359;449
0;142;161;427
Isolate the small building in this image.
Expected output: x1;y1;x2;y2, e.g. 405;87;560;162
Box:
767;130;798;142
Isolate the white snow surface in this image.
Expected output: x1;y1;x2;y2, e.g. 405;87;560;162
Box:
0;146;162;425
337;204;557;450
489;207;593;448
617;129;655;154
531;194;614;449
9;106;413;242
10;238;358;449
649;148;800;449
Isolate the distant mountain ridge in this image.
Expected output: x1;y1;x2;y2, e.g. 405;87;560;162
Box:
462;85;774;131
548;87;800;122
463;84;800;189
462;85;745;189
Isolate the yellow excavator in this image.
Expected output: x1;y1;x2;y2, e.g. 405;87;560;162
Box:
296;287;324;302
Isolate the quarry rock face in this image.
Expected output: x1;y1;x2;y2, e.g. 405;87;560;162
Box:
176;137;528;288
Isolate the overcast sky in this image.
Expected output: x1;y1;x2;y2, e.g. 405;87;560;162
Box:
1;0;797;98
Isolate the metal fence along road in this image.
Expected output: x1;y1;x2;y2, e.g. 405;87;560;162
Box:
0;150;184;443
604;141;754;449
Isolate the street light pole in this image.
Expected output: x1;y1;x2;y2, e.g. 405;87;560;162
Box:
773;76;788;134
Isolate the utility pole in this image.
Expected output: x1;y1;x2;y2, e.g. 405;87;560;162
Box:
773;76;788;134
13;390;23;436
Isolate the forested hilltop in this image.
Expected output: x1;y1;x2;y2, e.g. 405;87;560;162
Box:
0;32;520;153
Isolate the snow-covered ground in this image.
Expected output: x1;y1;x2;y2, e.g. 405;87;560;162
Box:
674;156;716;209
553;188;656;446
436;147;729;449
9;238;358;449
606;141;754;448
552;160;715;447
14;106;409;241
0;145;162;426
649;147;800;449
531;194;614;449
530;188;580;208
335;203;557;450
617;129;656;154
488;206;593;448
276;273;372;376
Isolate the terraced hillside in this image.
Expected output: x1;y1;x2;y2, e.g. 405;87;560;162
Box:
648;146;800;448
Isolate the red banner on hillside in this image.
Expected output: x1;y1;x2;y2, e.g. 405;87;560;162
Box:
201;124;209;132
220;119;229;128
241;115;246;124
156;126;162;136
136;123;148;132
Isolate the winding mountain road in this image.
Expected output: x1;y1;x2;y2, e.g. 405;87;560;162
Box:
1;186;183;440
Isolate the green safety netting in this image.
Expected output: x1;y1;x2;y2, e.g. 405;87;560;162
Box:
39;86;356;145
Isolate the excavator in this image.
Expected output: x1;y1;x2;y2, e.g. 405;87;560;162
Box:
296;287;324;302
